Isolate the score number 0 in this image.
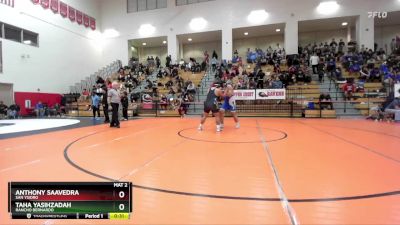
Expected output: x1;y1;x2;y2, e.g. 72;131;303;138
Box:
118;191;125;211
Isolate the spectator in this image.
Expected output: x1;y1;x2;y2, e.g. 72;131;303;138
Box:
319;93;333;110
186;81;196;94
0;101;8;119
121;91;129;121
81;89;89;101
342;80;356;101
35;101;44;118
108;82;121;128
391;38;396;53
338;39;345;54
310;53;319;74
96;76;105;86
166;55;171;68
91;92;101;120
156;56;160;68
101;86;110;123
212;50;218;60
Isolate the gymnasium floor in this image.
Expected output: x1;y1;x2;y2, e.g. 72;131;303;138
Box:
1;117;400;225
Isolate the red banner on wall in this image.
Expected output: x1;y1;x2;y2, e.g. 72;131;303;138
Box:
59;1;67;17
32;0;39;4
89;17;96;30
0;0;15;7
50;0;58;13
76;10;83;25
83;14;89;27
40;0;49;8
68;6;75;22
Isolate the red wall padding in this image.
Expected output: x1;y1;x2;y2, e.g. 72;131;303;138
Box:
14;92;62;116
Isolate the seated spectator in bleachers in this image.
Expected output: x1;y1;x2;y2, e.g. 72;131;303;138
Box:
159;94;168;110
360;66;369;80
369;67;380;82
271;76;283;89
81;89;90;101
35;101;45;118
319;93;333;110
342;80;356;101
7;103;20;119
186;81;196;94
0;101;8;119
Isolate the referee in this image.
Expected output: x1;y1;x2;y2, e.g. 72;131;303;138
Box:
108;82;121;128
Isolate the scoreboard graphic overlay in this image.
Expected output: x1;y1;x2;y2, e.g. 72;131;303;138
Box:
8;182;132;220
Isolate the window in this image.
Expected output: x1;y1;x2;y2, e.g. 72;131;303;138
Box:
176;0;213;6
0;22;39;47
4;24;21;42
127;0;167;13
23;31;38;46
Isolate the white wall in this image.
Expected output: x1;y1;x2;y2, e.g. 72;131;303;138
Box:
233;35;284;59
137;46;167;65
299;29;348;47
375;25;400;54
182;41;221;62
0;0;104;93
99;0;400;64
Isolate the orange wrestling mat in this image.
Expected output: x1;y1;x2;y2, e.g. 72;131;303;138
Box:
1;118;400;225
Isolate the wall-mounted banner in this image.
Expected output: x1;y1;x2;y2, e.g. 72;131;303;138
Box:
89;17;96;30
76;10;83;24
40;0;49;9
31;0;96;30
256;89;286;100
233;90;256;100
59;1;67;17
1;0;15;7
83;14;89;27
68;5;75;21
50;0;58;13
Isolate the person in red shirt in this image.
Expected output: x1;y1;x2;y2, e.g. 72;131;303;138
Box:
342;81;356;101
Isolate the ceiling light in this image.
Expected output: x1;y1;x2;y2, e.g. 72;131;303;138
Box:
189;17;207;31
23;40;32;44
103;29;120;38
138;24;156;36
244;32;249;36
342;22;348;26
142;42;147;46
276;29;281;32
317;1;340;15
188;38;192;42
163;40;167;44
247;10;269;24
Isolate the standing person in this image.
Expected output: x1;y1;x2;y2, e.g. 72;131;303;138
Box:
166;55;171;68
390;38;396;54
310;53;319;75
198;83;224;132
108;82;121;128
121;91;129;121
91;92;101;120
220;84;240;129
101;86;110;123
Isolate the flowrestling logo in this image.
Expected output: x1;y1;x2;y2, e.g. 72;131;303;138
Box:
368;11;388;19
